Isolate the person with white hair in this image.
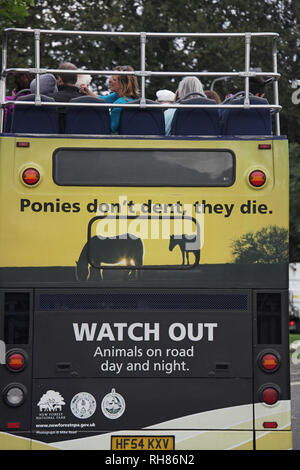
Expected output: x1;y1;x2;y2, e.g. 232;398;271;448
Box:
156;89;175;104
164;76;204;135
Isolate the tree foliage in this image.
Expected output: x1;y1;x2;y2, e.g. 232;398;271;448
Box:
0;0;33;30
6;0;300;105
231;226;289;264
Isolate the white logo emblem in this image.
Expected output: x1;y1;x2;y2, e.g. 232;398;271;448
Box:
101;388;125;420
37;390;66;412
70;392;96;419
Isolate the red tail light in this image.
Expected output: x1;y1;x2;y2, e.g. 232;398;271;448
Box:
261;386;279;405
263;421;278;429
258;144;272;150
249;170;266;187
22;168;40;186
259;352;280;372
6;352;26;372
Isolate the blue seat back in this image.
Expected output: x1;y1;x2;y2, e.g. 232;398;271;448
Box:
170;97;220;135
65;96;110;134
11;94;59;133
221;95;272;135
119;99;165;135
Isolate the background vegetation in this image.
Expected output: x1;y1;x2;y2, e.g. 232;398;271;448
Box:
1;0;300;260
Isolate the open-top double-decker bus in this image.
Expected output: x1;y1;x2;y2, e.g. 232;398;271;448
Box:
0;29;291;450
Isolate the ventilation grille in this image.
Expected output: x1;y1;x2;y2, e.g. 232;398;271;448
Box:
38;292;248;312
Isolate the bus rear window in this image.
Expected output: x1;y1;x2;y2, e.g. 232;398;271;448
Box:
53;148;235;187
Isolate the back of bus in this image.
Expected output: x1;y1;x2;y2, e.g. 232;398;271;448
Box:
0;30;291;451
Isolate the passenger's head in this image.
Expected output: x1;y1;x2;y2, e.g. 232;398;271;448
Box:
57;62;78;86
156;89;175;104
110;65;140;99
14;71;35;92
204;89;221;104
30;73;58;97
249;77;265;97
177;76;204;100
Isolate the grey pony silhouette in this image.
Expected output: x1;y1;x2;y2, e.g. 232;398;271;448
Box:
169;234;200;266
76;234;144;281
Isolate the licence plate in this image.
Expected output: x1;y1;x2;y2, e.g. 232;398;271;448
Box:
111;436;175;450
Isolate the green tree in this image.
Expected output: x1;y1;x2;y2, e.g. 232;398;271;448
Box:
0;0;33;30
231;225;289;263
6;0;300;111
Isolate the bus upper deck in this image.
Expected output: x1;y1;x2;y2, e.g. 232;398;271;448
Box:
0;29;282;138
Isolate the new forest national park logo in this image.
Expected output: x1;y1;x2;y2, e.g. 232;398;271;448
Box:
37;390;66;412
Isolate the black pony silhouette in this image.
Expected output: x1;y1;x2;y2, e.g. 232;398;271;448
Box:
169;234;200;266
76;234;144;281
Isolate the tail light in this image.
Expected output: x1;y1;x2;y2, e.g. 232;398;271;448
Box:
260;385;280;405
258;351;280;372
249;170;266;187
22;168;40;186
6;351;26;372
263;422;278;429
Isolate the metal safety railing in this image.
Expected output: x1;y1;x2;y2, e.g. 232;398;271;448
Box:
0;29;281;134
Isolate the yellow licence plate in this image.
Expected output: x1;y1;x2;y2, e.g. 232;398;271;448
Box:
111;436;175;450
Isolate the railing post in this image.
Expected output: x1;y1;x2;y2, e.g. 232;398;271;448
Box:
244;32;251;106
34;29;41;105
140;32;146;105
0;30;8;132
272;35;280;136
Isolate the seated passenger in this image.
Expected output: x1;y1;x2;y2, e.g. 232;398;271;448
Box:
204;89;221;104
30;73;58;98
53;62;82;132
249;76;272;98
156;89;175;104
4;71;34;131
81;65;140;133
53;62;81;102
164;76;205;135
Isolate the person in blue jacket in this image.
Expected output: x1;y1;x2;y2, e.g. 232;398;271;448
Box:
81;65;140;133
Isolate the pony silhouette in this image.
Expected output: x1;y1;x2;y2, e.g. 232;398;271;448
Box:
169;234;200;266
76;234;144;281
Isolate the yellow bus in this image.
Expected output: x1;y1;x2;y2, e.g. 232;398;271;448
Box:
0;29;291;450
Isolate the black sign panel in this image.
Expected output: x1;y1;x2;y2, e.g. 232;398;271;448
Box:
33;291;252;379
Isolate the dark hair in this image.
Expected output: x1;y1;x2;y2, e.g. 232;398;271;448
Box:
58;62;78;85
249;77;265;96
14;72;35;92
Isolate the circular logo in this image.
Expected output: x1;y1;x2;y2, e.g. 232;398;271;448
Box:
70;392;96;419
101;388;125;420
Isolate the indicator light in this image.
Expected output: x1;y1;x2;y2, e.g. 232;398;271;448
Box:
22;168;40;186
6;352;26;372
259;352;280;372
249;170;266;187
